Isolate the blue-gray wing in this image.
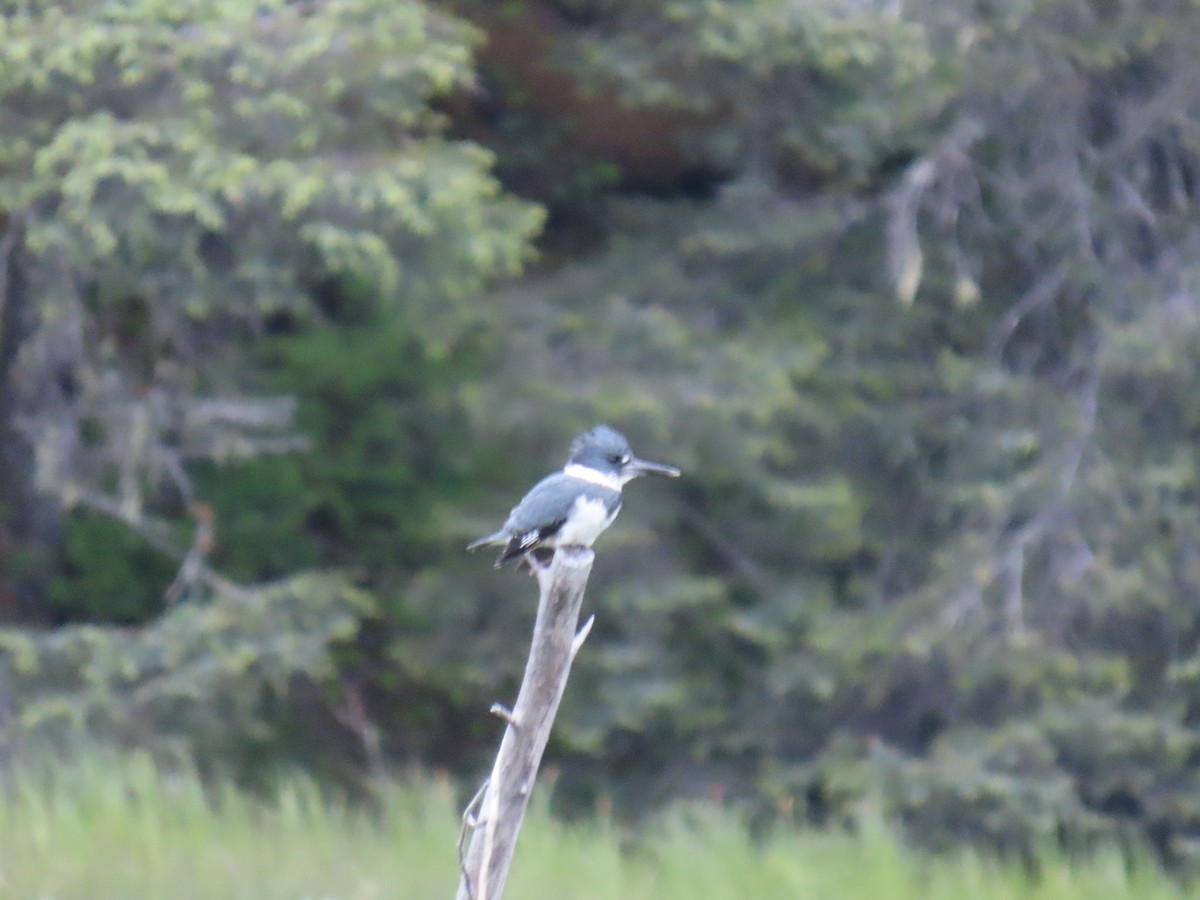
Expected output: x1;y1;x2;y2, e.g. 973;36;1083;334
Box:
503;473;575;537
491;475;621;566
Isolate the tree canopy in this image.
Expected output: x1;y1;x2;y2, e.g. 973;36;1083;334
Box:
5;0;1200;867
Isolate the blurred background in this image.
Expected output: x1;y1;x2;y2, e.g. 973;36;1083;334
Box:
4;0;1200;890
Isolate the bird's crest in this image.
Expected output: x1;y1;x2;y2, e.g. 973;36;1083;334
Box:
568;424;630;465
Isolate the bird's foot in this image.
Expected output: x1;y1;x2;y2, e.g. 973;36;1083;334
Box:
519;548;553;575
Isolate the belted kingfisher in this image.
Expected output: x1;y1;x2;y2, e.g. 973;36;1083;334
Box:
468;425;680;567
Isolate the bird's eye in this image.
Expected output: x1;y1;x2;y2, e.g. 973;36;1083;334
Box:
608;453;623;464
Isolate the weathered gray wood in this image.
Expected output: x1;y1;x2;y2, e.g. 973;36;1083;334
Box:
456;547;596;900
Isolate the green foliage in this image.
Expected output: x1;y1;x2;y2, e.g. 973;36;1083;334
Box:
11;0;1200;872
0;0;542;621
188;303;491;594
0;573;372;761
562;1;940;181
0;756;1183;900
47;512;178;622
406;0;1200;864
0;0;539;324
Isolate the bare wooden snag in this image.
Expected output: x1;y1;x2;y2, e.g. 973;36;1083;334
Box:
456;546;596;900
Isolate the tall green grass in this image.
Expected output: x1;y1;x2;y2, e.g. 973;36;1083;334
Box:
0;755;1184;899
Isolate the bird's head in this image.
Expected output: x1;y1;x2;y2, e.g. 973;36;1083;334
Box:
568;425;680;484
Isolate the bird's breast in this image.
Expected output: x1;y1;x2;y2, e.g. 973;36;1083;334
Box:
554;495;619;547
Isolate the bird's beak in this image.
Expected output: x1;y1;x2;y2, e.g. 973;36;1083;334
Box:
626;457;681;479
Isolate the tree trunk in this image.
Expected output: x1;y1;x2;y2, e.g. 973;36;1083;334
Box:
0;214;60;621
456;547;596;900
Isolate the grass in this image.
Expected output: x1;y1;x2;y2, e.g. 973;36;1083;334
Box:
0;755;1187;899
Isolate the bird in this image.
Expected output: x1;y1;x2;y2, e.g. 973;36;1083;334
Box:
467;425;680;567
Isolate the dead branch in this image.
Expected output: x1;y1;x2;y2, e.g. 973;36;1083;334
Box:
994;357;1103;638
332;680;386;788
455;547;596;900
64;485;255;603
886;118;985;305
163;502;215;605
985;263;1069;360
0;212;23;328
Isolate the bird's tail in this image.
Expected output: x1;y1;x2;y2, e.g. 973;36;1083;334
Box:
466;530;506;552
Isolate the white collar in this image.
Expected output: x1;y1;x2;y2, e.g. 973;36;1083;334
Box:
563;463;623;491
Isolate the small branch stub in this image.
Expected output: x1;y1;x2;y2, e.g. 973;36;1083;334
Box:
455;546;596;900
489;703;519;727
571;614;595;659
